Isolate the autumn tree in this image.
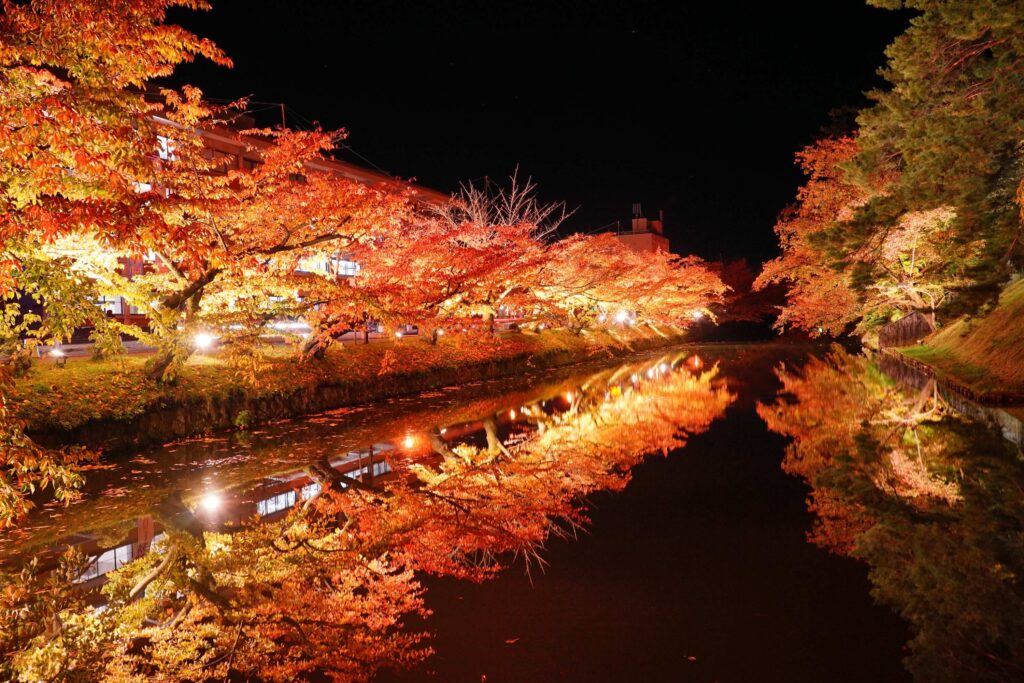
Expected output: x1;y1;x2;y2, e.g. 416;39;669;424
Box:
755;137;871;335
515;233;726;334
134;123;413;380
764;1;1024;337
757;135;975;340
759;347;1024;681
0;0;229;526
849;0;1024;283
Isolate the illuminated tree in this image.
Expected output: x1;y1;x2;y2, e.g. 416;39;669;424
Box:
850;0;1024;283
755;137;871;336
858;207;981;328
0;0;228;526
520;233;726;333
0;352;734;681
759;347;1024;681
757;136;975;339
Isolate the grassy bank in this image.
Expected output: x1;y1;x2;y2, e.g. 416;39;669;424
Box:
10;326;687;451
898;279;1024;398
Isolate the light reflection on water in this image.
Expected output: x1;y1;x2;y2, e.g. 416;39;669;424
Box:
0;345;735;681
2;343;1022;682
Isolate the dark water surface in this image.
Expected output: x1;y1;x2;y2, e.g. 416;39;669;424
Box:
5;342;1021;682
379;344;909;683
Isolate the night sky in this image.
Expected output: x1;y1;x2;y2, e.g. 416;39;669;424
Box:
167;0;912;263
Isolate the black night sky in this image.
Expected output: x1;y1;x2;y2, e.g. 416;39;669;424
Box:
168;0;911;263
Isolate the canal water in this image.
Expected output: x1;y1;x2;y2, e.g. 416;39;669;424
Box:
3;342;1021;682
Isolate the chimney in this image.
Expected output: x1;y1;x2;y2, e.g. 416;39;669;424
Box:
631;202;647;233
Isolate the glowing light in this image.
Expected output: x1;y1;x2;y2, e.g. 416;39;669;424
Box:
271;320;311;332
394;331;404;339
659;363;669;373
200;492;222;513
614;310;629;324
646;367;656;378
564;391;574;403
509;409;517;420
439;428;447;435
692;310;705;320
402;435;415;449
193;332;217;350
435;328;444;337
50;347;67;367
689;355;703;370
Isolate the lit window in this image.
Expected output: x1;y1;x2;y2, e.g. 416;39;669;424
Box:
156;135;176;161
328;255;361;277
93;295;123;316
256;490;297;517
74;542;135;583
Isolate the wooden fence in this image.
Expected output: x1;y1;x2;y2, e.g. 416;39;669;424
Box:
878;311;934;348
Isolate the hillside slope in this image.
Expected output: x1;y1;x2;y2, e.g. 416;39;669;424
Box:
899;279;1024;396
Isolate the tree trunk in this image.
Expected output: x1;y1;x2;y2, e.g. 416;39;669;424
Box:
483;417;510;457
146;347;178;382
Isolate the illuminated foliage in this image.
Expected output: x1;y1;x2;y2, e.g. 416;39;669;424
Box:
758;137;981;340
760;348;1024;680
0;0;230;527
0;353;733;681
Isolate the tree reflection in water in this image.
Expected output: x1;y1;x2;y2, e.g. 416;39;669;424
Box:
0;353;733;682
759;347;1024;682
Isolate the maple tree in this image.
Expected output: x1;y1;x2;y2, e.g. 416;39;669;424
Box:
0;0;231;526
754;137;873;336
757;136;977;340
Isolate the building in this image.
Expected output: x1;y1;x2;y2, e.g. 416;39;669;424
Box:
609;204;670;254
89;109;449;334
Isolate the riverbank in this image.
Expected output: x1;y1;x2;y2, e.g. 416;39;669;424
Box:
11;327;690;454
894;279;1024;402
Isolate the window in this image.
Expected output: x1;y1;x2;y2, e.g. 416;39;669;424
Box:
133;181;152;193
94;295;122;316
300;482;322;500
156;135;176;161
256;490;296;517
74;542;134;583
241;157;263;171
335;258;361;277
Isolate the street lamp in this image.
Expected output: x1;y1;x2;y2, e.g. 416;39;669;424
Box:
193;332;217;351
200;492;222;513
50;348;67;368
